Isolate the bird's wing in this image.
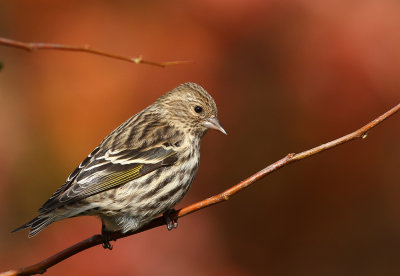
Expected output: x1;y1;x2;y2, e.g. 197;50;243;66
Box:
38;142;178;213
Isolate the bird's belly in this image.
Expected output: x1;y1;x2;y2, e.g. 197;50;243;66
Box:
92;155;199;232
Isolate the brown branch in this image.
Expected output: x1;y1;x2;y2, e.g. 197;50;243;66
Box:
0;37;190;67
2;103;400;276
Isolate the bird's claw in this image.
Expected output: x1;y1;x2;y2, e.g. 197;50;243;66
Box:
163;209;178;231
102;239;113;250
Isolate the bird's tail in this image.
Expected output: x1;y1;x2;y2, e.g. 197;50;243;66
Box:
11;216;54;238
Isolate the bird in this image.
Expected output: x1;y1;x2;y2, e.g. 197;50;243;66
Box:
12;82;226;249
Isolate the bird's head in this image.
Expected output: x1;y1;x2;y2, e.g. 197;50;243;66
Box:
154;82;226;137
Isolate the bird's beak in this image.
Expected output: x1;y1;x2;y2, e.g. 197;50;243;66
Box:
204;117;227;135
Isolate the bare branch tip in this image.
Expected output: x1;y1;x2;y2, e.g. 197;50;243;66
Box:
0;37;188;68
158;60;193;68
170;60;193;65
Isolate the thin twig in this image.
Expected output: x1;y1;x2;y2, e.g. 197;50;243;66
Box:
2;103;400;276
0;37;191;68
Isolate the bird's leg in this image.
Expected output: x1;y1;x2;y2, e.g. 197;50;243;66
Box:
163;209;178;231
101;223;113;250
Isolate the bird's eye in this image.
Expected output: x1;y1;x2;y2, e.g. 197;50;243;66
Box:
194;106;203;113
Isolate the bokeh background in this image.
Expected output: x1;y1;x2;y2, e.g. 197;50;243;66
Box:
1;0;399;275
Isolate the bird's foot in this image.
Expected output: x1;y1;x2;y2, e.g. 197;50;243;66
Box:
101;224;114;250
163;209;178;231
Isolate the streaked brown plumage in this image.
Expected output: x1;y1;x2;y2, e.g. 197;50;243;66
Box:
13;82;226;247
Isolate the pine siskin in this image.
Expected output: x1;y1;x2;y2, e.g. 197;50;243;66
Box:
13;82;226;248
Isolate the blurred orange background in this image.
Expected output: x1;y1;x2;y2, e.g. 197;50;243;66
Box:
1;0;400;275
